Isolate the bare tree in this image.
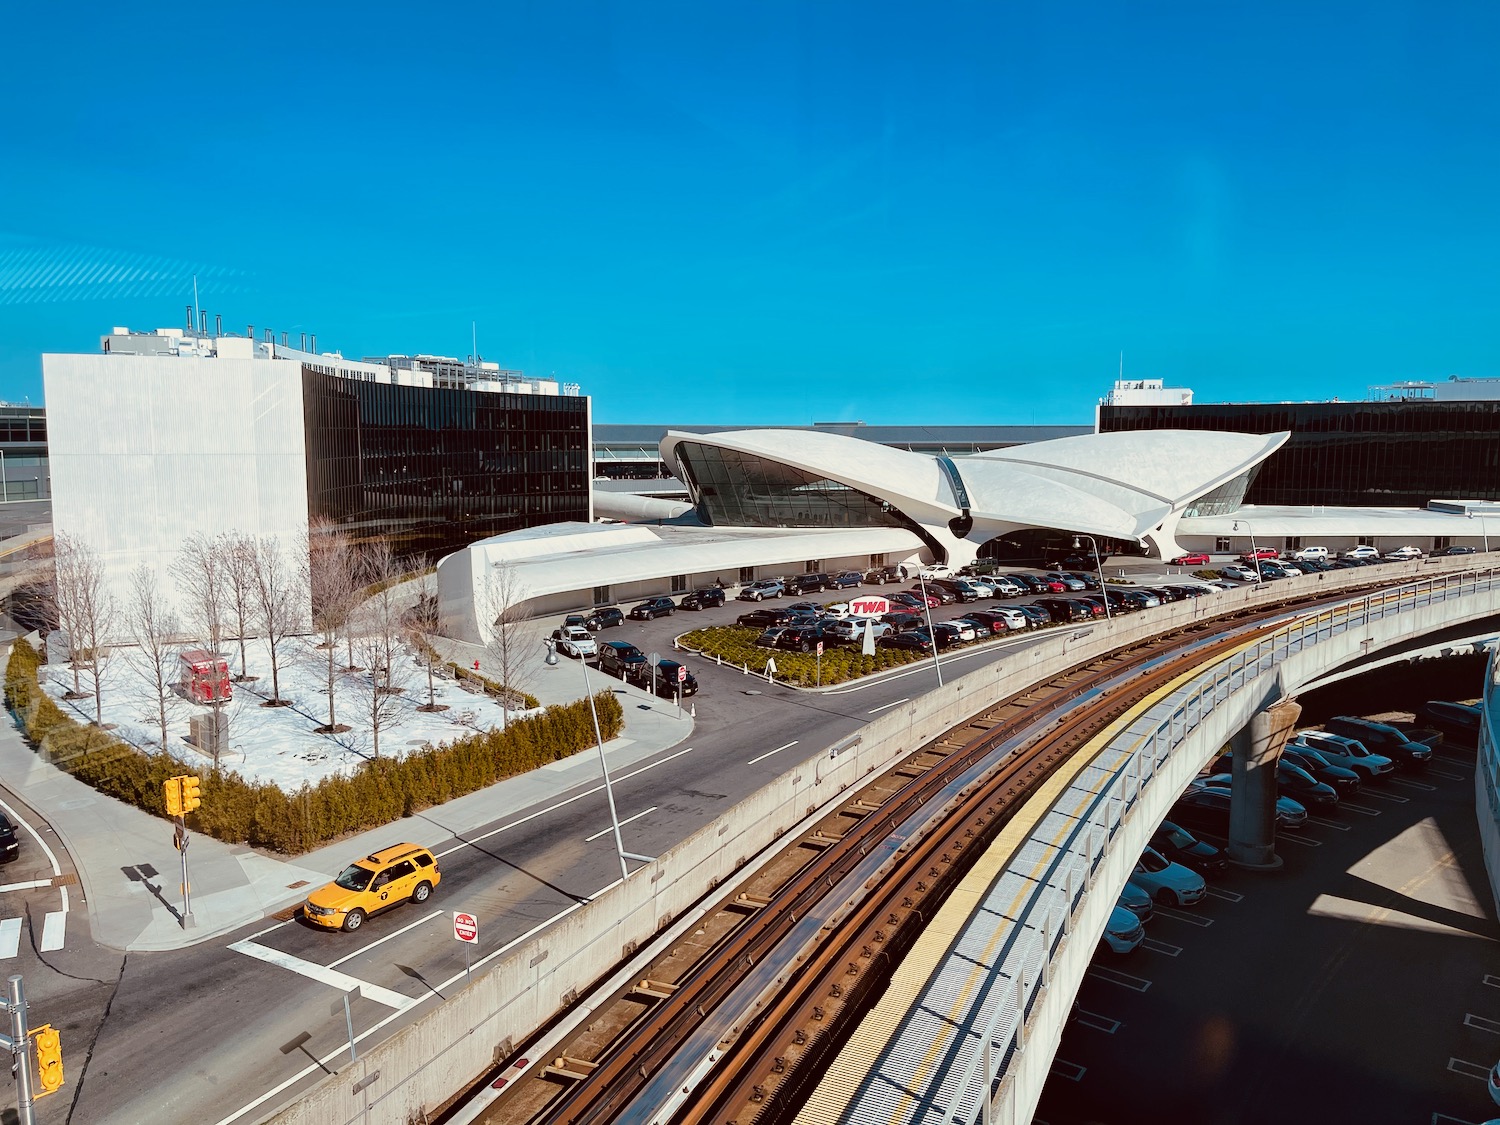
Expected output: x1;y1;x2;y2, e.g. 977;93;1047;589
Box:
404;565;446;712
54;533;114;722
251;536;303;705
303;517;356;733
224;533;257;681
347;541;410;757
126;563;179;749
174;532;232;767
482;559;539;729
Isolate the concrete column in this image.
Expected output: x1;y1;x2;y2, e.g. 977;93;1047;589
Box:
1227;698;1302;869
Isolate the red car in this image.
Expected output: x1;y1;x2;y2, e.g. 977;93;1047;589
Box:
903;589;941;608
1170;552;1210;566
1239;547;1280;561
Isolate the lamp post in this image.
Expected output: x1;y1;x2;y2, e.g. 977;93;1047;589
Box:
1072;535;1110;619
1232;519;1259;577
914;568;944;687
544;639;650;880
1468;511;1490;553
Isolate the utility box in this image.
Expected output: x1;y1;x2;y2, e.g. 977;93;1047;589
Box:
188;711;228;757
179;650;231;704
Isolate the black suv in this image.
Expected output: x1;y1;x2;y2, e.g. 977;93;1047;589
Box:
829;571;863;589
598;641;648;679
783;573;832;595
679;587;726;611
0;814;17;863
1322;716;1435;769
628;658;699;698
628;597;677;621
584;607;625;630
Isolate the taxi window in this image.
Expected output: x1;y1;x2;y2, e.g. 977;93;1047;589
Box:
334;864;374;891
386;860;417;881
415;853;434;868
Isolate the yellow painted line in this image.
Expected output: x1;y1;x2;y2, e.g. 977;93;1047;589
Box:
796;628;1273;1125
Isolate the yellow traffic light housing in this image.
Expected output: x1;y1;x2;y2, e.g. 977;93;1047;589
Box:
163;777;183;818
181;775;202;814
32;1023;62;1096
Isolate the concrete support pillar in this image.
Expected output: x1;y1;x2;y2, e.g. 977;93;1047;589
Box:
1227;699;1302;870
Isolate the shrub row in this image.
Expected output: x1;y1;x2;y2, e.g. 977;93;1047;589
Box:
6;640;620;855
677;626;927;686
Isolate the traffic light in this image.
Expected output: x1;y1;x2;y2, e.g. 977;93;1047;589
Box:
163;777;182;818
181;775;202;814
31;1024;62;1096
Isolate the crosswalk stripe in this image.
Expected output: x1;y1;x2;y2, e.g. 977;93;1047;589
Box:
0;919;21;959
38;912;64;952
228;939;414;1009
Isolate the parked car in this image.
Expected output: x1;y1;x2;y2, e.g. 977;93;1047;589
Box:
1170;552;1211;566
958;610;1011;636
785;601;826;617
1276;760;1339;812
679;587;725;611
1419;699;1483;742
628;597;677;620
1291;545;1330;561
1257;561;1297;580
1043;572;1089;592
1059;553;1104;570
1149;821;1227;875
1239;546;1280;561
829;571;863;589
985;575;1028;597
1100;904;1145;954
1127;846;1207;906
863;565;902;584
905;588;946;607
1220;563;1260;583
1322;716;1434;769
737;608;791;628
584;606;625;630
1340;545;1380;560
784;573;832;595
1036;597;1093;624
737;579;785;601
1383;544;1423;561
1016;605;1051;628
945;619;979;643
1442;545;1477;556
627;658;698;698
562;613;591;631
1194;778;1310;828
918;564;954;580
0;814;19;863
551;626;597;659
1280;746;1361;795
597;640;649;679
879;631;933;653
1289;731;1395;781
779;624;843;652
1063;572;1102;590
988;607;1031;630
926;622;965;648
1168;786;1236;837
1117;882;1154;922
932;578;980;602
888;592;928;611
304;843;441;933
826;617;891;643
1013;574;1052;594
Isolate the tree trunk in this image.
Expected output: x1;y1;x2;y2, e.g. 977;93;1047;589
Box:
425;661;435;708
326;644;336;727
237;634;248;679
269;646;280;702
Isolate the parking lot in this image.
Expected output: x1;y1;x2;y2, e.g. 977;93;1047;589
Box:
1036;685;1500;1125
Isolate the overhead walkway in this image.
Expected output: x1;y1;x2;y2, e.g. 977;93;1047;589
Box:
800;567;1500;1125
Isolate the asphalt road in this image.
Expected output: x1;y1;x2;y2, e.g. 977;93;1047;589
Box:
1036;693;1499;1125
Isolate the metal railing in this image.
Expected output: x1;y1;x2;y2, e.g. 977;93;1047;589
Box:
933;566;1500;1125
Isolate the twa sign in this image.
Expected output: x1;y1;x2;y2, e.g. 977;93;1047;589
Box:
849;597;890;617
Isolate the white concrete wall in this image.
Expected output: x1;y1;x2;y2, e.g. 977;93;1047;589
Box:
43;352;310;632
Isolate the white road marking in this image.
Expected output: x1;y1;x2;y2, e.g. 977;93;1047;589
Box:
1464;1013;1500;1035
1338;802;1381;816
38;912;64;952
747;740;799;765
1142;938;1182;956
327;909;443;969
866;698;910;714
1431;1113;1485;1124
0;919;20;959
1153;906;1213;927
1484;974;1500;989
1204;888;1243;902
227;940;414;1010
435;746;695;858
585;806;657;843
1073;1008;1120;1034
1278;833;1322;847
1392;777;1438;791
1447;1057;1490;1080
1363;788;1409;803
0;796;68;920
0;879;57;894
1086;965;1151;991
1429;767;1465;781
1050;1058;1086;1082
1308;816;1351;831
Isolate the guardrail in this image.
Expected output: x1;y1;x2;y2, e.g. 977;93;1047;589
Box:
948;566;1500;1125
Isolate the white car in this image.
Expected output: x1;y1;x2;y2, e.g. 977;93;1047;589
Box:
1384;545;1423;561
947;619;978;643
1340;545;1380;560
918;564;953;580
1126;845;1207;906
553;626;597;659
1220;563;1260;582
991;607;1030;629
822;602;852;619
1291;545;1329;561
1099;904;1145;954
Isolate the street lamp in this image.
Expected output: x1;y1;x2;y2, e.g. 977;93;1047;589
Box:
543;638;651;881
1072;535;1111;619
1468;511;1490;553
1232;519;1259;575
914;567;944;687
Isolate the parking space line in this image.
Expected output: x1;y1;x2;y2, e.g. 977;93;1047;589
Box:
1050;1058;1086;1082
1142;938;1182;956
1364;789;1410;803
1464;1013;1500;1035
585;806;657;843
1429;768;1466;781
1086;965;1151;991
747;740;799;766
1447;1057;1490;1081
1338;802;1382;816
1432;1113;1484;1125
1393;777;1438;791
866;698;909;715
1204;887;1243;902
1484;974;1500;989
1278;833;1322;847
1073;1008;1120;1034
1153;906;1213;927
1308;816;1351;831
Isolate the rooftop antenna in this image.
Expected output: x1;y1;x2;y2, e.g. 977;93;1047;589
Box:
192;275;200;337
1119;351;1123;381
472;321;478;365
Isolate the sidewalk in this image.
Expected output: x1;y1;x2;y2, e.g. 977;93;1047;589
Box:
0;641;693;953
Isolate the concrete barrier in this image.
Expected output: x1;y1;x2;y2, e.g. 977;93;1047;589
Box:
264;556;1499;1124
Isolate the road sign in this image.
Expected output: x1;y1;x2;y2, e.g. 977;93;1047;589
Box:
453;911;479;944
648;651;661;667
676;664;687;683
815;641;824;657
850;597;890;617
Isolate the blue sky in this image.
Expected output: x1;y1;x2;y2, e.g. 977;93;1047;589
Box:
3;1;1497;424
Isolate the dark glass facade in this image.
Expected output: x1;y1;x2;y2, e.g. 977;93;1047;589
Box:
302;369;589;561
1099;401;1500;507
672;441;910;529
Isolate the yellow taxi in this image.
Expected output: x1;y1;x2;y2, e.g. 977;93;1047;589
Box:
303;843;441;932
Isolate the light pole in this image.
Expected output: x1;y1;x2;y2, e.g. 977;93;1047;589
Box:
1468;511;1490;552
914;568;944;687
1232;519;1259;577
1072;535;1110;619
544;639;650;880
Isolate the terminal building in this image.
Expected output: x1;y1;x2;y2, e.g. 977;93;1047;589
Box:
44;317;590;619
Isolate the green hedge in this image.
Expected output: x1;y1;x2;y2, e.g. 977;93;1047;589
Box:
677;626;928;687
6;640;620;855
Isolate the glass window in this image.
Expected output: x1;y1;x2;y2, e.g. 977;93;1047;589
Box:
592;585;610;605
670;574;688;593
739;566;756;584
1215;537;1232;551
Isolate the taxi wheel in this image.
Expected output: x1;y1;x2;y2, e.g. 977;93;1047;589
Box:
412;881;432;904
342;908;366;933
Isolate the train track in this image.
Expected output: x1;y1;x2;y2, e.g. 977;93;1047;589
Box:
455;582;1412;1125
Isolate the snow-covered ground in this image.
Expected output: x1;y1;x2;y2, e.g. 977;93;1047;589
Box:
38;635;535;791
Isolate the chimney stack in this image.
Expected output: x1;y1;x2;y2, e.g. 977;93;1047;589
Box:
200;310;208;335
310;333;316;353
215;314;222;337
185;305;194;332
300;333;307;351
